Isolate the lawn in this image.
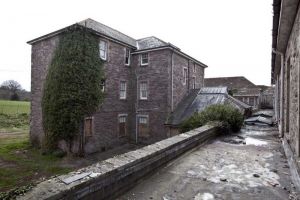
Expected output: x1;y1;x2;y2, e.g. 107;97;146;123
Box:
0;100;30;115
0;100;72;196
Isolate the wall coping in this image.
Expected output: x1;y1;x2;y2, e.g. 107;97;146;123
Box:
18;124;218;200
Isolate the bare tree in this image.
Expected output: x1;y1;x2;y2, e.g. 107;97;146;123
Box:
1;80;22;93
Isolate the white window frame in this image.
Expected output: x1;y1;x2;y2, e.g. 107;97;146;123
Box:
99;40;108;60
141;53;149;66
125;48;130;66
138;115;149;124
139;81;148;100
183;68;188;85
120;81;127;99
118;114;127;123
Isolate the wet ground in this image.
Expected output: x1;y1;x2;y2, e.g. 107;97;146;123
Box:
118;125;299;200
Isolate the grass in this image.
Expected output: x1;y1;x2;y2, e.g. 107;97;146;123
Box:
0;100;71;193
0;131;72;192
0;100;30;115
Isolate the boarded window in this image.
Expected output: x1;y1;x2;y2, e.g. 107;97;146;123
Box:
99;40;107;60
140;82;148;100
138;115;149;138
120;81;127;99
84;117;93;137
119;115;127;137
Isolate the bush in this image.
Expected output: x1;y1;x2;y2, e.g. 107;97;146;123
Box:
42;26;104;150
0;113;29;128
179;104;244;133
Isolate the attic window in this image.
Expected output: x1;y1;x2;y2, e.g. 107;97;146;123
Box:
99;40;107;60
141;53;148;65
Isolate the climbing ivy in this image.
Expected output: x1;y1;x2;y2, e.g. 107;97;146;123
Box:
42;26;104;150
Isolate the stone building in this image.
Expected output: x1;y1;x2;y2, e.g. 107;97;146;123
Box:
204;76;264;109
272;0;300;158
27;18;206;154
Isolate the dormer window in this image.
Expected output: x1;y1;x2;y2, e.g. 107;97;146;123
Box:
125;48;130;65
141;53;148;66
99;40;107;60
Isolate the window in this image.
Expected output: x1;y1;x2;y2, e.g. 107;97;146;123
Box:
99;40;107;60
138;115;149;138
183;68;188;85
139;116;148;124
84;117;94;137
193;63;196;73
100;79;105;92
125;48;130;65
120;81;127;99
141;53;148;65
192;77;196;89
140;82;148;100
119;114;127;137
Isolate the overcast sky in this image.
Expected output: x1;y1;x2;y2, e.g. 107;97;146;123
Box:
0;0;272;91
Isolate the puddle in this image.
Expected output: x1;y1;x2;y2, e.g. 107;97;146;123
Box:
245;138;267;146
194;192;214;200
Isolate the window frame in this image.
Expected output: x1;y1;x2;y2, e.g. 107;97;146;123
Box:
84;116;94;137
138;114;149;125
125;48;131;66
192;77;196;89
139;81;148;100
183;67;188;85
119;81;127;100
99;40;108;61
141;53;149;66
118;114;128;137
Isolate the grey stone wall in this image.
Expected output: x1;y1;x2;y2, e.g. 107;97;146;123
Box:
18;125;218;200
284;6;300;156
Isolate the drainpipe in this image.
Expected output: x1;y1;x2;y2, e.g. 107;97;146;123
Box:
171;51;174;111
135;69;139;144
272;49;285;137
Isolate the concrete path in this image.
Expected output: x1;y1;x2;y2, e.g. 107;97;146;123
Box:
118;125;299;200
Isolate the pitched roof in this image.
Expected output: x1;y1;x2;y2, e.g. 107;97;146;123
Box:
166;87;251;126
27;18;207;67
77;19;137;47
204;76;256;90
233;87;262;96
137;36;168;50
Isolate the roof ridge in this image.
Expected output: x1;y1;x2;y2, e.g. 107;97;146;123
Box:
80;18;137;42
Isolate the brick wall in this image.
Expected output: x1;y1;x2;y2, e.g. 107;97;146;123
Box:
30;35;60;147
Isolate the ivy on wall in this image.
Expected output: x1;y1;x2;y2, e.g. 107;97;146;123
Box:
42;26;104;150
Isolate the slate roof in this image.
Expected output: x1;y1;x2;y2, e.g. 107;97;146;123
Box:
137;36;168;50
204;76;256;90
27;18;207;67
77;19;137;47
166;87;251;126
233;87;262;96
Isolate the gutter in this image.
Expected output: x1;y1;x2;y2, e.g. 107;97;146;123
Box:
132;46;208;68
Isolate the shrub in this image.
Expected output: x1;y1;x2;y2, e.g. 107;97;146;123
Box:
42;26;104;150
179;104;244;133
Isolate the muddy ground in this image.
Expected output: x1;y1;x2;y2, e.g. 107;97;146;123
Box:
119;125;299;200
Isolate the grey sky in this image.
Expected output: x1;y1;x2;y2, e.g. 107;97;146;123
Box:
0;0;272;91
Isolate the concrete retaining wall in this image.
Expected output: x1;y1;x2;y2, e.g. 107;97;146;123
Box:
18;125;218;200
